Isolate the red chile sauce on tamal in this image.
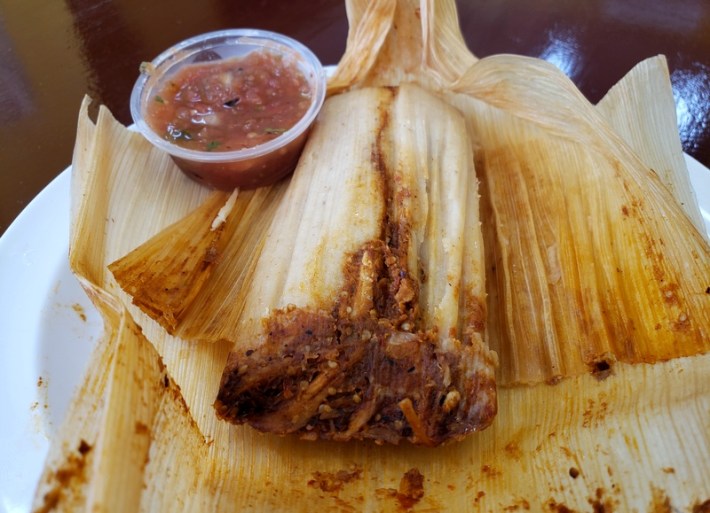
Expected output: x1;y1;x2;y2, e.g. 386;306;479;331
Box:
145;50;311;152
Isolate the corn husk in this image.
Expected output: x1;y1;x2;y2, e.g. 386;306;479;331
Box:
328;0;475;93
445;53;709;385
451;92;710;385
34;0;710;511
107;189;233;332
107;183;288;341
596;55;706;237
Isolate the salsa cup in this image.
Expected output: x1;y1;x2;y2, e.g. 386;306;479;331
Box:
130;29;326;190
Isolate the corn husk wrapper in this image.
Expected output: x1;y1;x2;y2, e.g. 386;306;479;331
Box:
107;183;288;341
34;0;710;511
597;56;706;235
444;53;710;385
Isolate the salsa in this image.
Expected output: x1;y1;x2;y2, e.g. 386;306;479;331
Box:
146;50;312;152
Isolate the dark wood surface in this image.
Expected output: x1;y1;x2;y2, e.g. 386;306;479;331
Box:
1;0;708;235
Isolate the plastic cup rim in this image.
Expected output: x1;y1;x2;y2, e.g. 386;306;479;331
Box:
129;28;326;163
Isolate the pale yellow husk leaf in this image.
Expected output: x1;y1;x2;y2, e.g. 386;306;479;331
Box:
450;92;710;384
596;55;706;236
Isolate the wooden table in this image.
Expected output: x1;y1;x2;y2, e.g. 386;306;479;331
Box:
1;0;708;235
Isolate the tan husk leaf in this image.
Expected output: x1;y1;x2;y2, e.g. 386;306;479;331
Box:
596;55;706;236
449;92;710;384
108;189;234;332
446;52;710;385
108;182;288;341
328;0;475;93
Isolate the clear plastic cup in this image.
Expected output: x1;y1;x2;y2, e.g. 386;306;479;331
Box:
130;29;326;190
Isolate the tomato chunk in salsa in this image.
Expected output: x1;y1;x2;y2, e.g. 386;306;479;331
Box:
146;50;312;152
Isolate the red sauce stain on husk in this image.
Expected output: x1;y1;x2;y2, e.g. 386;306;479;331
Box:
35;439;93;513
505;440;523;460
376;468;425;511
307;464;363;493
648;486;673;513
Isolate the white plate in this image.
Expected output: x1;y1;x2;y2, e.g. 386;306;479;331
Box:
0;156;708;513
